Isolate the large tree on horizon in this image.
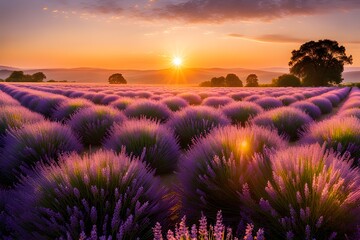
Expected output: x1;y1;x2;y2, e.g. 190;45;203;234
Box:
289;39;353;86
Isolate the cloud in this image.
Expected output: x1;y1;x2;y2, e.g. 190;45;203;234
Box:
228;33;360;45
51;0;360;23
228;34;308;43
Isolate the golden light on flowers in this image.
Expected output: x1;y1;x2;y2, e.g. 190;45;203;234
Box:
240;140;249;151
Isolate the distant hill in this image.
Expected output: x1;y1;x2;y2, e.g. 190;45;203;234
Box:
0;66;359;84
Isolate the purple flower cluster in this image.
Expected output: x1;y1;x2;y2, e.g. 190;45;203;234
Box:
167;106;230;148
68;105;126;147
6;150;173;239
153;211;265;240
0;121;83;186
104;118;181;175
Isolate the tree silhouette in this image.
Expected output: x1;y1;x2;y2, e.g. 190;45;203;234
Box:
245;74;259;87
32;72;46;82
289;39;353;86
108;73;127;84
225;73;243;87
272;74;301;87
199;81;212;87
211;76;226;87
5;71;47;82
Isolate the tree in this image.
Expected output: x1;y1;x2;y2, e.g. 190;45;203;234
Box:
5;71;46;82
273;74;301;87
32;72;46;82
225;73;243;87
245;74;259;87
289;39;353;86
211;76;226;87
108;73;127;84
6;71;25;82
199;81;212;87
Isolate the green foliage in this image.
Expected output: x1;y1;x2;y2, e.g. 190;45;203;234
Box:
245;74;259;87
5;71;46;82
273;74;301;87
108;73;127;84
289;39;353;86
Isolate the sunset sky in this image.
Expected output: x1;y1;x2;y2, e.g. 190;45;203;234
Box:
1;0;360;70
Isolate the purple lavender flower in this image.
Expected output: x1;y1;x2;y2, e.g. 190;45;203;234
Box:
221;101;263;126
104;118;181;175
308;97;333;114
7;150;173;239
0;121;83;186
161;97;189;111
124;99;172;123
179;125;286;225
290;101;322;120
254;97;283;110
51;98;94;122
166;106;230;148
251;144;360;239
252;106;313;141
110;97;134;111
68;105;126;147
201;96;234;108
177;92;202;105
0;106;44;147
301;116;360;164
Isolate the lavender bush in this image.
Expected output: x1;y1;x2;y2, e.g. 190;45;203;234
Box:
124;99;172;122
290;101;322;120
7;150;173;239
161;97;189;111
247;144;360;239
0;92;20;106
301;116;360;165
51;98;94;122
222;101;263;126
252;107;313;141
166;106;230;149
254;97;283;110
278;96;297;106
0;121;83;186
110;97;134;111
0;106;44;147
201;96;234;108
104;119;181;175
309;97;333;114
68;105;126;147
177;93;202;105
179;125;286;225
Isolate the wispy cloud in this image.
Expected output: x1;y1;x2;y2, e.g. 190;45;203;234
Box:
48;0;360;23
228;33;360;44
228;34;308;43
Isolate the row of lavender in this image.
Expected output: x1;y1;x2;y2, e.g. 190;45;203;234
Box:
0;83;359;239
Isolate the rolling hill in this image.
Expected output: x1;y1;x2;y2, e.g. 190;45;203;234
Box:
0;66;359;84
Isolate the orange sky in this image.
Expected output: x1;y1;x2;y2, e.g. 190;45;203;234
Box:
1;0;360;70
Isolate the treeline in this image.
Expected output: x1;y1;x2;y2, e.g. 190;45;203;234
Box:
3;71;46;82
200;73;259;87
0;71;73;83
199;73;303;88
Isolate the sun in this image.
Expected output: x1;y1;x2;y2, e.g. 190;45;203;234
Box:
172;57;183;67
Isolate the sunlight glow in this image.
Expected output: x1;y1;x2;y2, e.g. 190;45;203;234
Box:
172;57;183;67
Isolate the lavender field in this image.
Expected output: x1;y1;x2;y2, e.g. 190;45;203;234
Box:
0;83;359;239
